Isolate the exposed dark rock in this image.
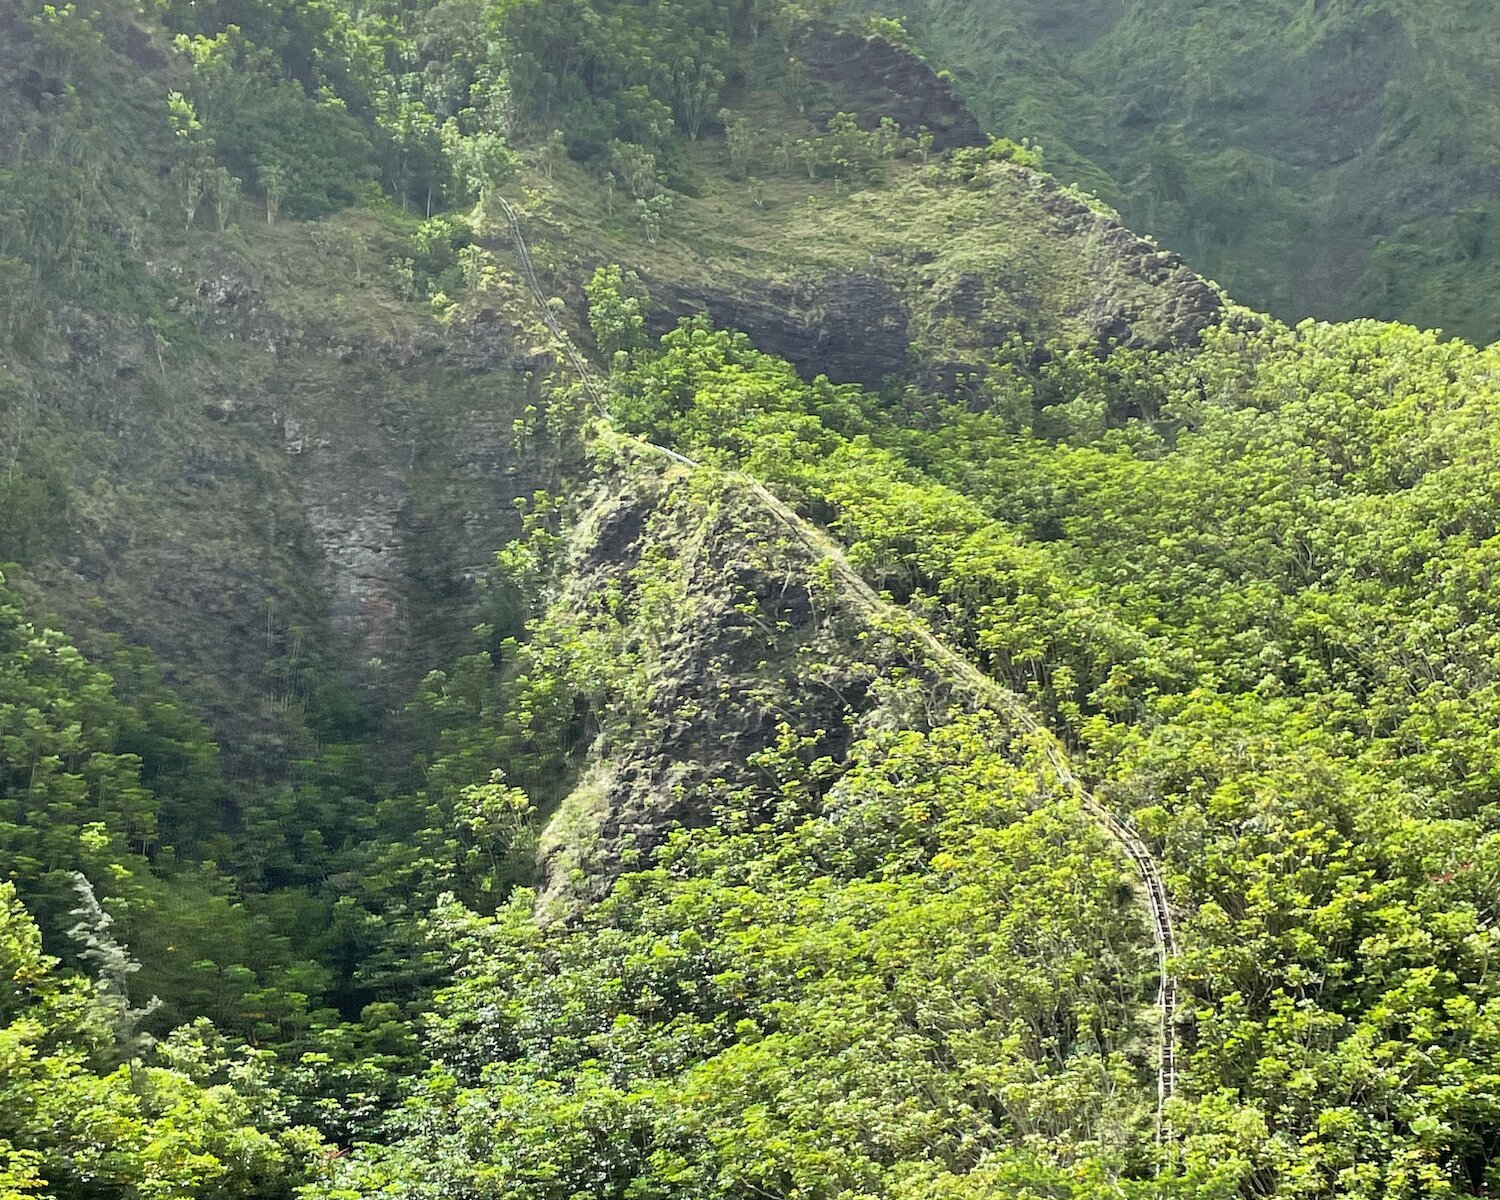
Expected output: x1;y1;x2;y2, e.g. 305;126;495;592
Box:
645;270;911;388
801;27;985;151
196;270;260;339
1072;223;1222;351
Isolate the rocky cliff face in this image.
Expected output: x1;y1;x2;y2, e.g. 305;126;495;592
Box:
646;270;912;389
633;161;1220;394
800;27;986;152
14;222;558;777
533;451;965;911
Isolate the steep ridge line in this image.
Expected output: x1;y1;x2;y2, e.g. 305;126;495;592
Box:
727;473;1182;1128
494;194;1182;1127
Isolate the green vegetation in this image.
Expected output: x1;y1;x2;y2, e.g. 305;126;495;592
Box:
0;876;322;1196
300;301;1500;1196
4;0;1500;1195
866;0;1500;344
570;310;1500;1194
316;717;1151;1199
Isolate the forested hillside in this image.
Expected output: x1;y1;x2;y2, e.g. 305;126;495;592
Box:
868;0;1500;344
2;0;1500;1196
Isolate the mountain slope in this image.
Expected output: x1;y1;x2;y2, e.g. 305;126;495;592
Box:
5;0;1500;1196
873;0;1500;343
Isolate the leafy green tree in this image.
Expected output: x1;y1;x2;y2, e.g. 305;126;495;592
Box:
721;109;754;176
635;192;672;244
66;873;162;1066
668;55;724;139
609;138;659;200
168;89;216;229
257;158;288;223
440;119;519;203
0;882;324;1197
586;264;651;359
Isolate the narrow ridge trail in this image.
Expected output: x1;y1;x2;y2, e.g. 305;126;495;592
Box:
493;194;1182;1125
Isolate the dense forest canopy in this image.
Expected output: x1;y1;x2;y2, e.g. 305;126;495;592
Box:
1;0;1500;1196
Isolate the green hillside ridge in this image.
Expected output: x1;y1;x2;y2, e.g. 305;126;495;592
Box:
4;0;1500;1195
864;0;1500;345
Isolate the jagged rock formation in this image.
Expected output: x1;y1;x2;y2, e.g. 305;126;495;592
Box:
800;26;986;151
535;453;966;909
